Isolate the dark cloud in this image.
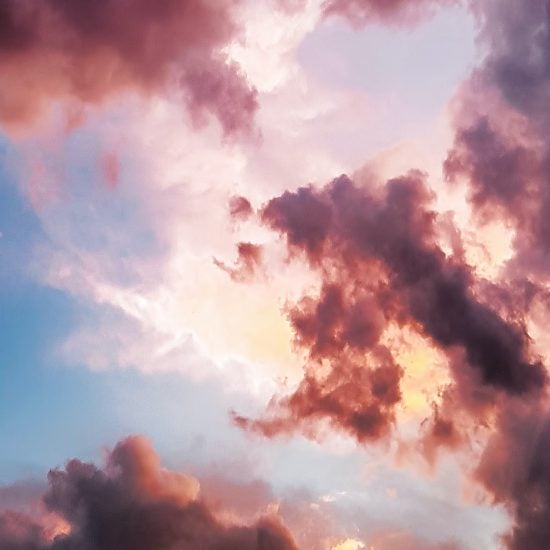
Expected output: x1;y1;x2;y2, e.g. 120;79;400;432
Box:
289;283;385;359
479;0;550;123
441;6;550;542
418;405;463;466
0;436;297;550
476;402;550;550
0;0;257;135
245;1;550;545
234;347;403;442
444;116;539;212
234;172;545;444
262;186;332;260
445;0;550;271
267;173;544;392
443;108;550;269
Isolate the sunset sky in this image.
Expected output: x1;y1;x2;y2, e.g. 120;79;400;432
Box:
1;1;550;549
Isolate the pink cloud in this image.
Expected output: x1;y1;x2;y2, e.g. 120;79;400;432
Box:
0;0;257;136
0;436;298;550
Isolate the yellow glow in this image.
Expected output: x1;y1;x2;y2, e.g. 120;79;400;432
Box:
331;539;366;550
176;271;300;378
383;325;450;418
45;515;71;539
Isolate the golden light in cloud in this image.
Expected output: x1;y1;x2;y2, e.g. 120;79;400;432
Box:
462;219;515;280
180;275;295;365
382;325;450;419
44;515;71;540
331;538;366;550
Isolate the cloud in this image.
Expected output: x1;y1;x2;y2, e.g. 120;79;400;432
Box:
476;401;550;550
0;511;51;550
0;436;297;550
234;171;545;443
444;0;550;276
229;196;254;221
444;116;539;212
321;0;458;25
233;345;403;442
226;2;550;546
367;529;460;550
5;1;549;547
215;242;264;282
0;0;257;136
438;5;550;542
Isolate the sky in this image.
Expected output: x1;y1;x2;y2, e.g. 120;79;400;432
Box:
1;0;550;549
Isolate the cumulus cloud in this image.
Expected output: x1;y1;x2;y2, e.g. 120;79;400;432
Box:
445;0;550;274
474;401;550;550
0;436;297;550
6;0;550;547
226;5;550;545
233;172;545;446
436;4;550;543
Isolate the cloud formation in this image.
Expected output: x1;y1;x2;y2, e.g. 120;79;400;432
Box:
229;3;550;547
440;3;550;544
445;0;550;271
234;173;545;445
0;436;297;550
0;0;257;135
4;0;550;548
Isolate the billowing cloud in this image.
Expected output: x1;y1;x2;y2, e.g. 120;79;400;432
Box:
0;436;297;550
0;0;257;135
445;0;550;274
5;0;550;547
234;172;545;445
474;400;550;550
227;1;550;547
234;344;403;442
437;4;550;543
